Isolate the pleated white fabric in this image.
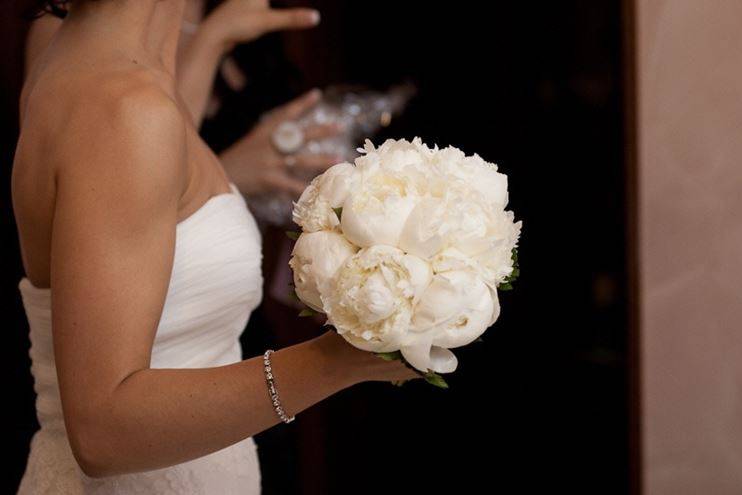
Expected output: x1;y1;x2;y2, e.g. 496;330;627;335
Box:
16;182;264;494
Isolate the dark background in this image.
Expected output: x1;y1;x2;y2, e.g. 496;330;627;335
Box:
2;1;631;493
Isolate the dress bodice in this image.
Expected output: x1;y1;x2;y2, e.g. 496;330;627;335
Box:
17;182;264;494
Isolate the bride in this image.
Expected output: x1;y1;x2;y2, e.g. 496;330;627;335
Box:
13;1;420;493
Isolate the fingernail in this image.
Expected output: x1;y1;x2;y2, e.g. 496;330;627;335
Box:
309;10;321;25
308;88;322;99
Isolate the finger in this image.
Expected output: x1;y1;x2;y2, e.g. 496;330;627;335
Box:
293;153;345;172
267;172;308;197
248;0;270;8
220;56;247;92
408;369;425;380
303;123;345;141
257;8;320;36
268;88;322;124
394;360;424;380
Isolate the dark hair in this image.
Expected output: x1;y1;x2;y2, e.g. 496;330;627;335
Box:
32;1;70;18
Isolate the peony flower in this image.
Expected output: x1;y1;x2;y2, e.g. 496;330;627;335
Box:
289;137;522;381
469;211;522;284
363;139;508;207
399;181;521;276
289;230;358;312
322;245;431;353
442;152;509;208
339;160;423;248
354;137;434;174
292;162;358;232
412;270;499;348
395;270;499;374
429;210;522;287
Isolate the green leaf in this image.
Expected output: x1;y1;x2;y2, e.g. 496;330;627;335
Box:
298;308;317;317
285;230;300;241
497;248;520;291
333;207;343;221
424;372;449;389
375;351;403;361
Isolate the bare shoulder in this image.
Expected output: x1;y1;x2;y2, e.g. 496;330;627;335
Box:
45;67;186;159
14;65;189;285
21;65;188;196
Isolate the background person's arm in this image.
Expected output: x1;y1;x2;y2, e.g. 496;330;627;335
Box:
178;1;320;125
49;84;419;479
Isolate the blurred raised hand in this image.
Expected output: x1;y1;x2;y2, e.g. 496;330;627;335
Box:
179;0;320;125
201;0;319;52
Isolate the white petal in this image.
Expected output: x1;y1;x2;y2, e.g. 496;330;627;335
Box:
428;346;459;373
340;195;416;248
317;162;358;207
431;272;495;348
401;254;432;301
400;337;435;373
290;231;357;312
398;197;447;259
488;287;501;326
400;340;458;374
411;272;466;332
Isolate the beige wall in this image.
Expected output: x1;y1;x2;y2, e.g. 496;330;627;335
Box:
638;0;742;493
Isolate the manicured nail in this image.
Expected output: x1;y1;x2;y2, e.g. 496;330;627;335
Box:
309;10;321;25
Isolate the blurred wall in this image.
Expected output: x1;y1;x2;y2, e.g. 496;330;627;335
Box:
638;0;742;493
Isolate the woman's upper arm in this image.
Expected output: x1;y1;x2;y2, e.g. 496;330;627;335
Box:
49;87;187;425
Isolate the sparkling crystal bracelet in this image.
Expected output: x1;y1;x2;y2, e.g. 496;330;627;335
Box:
263;350;295;424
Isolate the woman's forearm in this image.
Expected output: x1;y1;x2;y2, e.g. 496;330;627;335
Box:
68;333;360;478
177;25;225;126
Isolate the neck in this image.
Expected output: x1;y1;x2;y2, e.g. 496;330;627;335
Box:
63;0;185;74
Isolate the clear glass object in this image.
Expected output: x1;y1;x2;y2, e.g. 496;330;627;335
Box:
248;83;416;226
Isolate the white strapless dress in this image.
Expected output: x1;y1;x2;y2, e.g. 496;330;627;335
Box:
16;182;264;494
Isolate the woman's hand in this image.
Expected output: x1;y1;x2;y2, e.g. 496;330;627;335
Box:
312;330;424;385
219;89;345;197
200;0;320;53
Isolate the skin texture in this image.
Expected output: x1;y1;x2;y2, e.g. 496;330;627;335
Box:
25;0;342;198
13;0;420;479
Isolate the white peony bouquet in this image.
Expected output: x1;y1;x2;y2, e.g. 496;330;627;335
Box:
288;138;521;387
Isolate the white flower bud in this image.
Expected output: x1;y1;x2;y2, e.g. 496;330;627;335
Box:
292;162;358;232
289;230;358;312
323;245;431;352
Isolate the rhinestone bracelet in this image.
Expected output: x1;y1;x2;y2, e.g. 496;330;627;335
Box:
263;350;295;424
